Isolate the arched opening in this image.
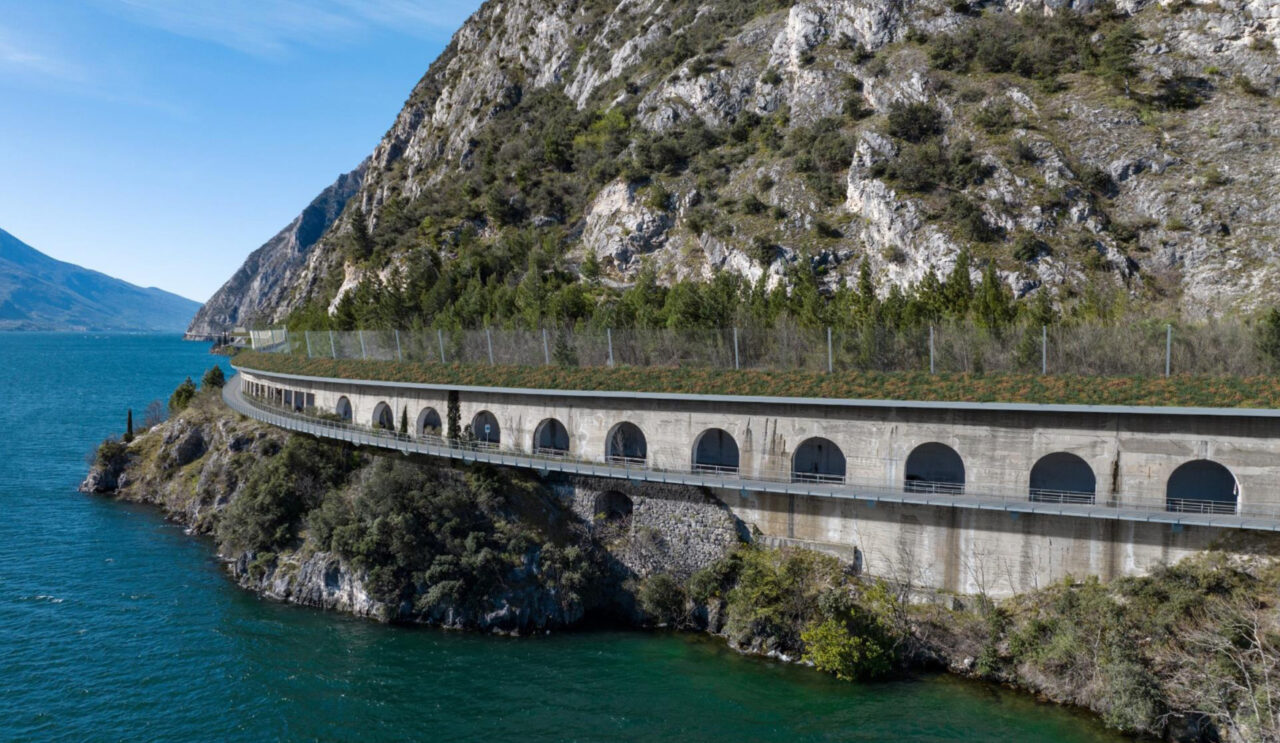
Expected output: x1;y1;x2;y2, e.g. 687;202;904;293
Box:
606;422;647;464
335;396;352;423
533;418;570;456
594;490;633;522
470;410;501;446
1029;452;1097;504
416;407;442;438
792;437;845;483
693;428;740;473
1167;459;1238;514
372;402;394;431
905;442;965;494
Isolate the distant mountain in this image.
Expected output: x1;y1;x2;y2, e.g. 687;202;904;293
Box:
0;228;200;332
184;163;366;340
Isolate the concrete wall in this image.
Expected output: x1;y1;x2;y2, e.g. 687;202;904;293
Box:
237;369;1280;596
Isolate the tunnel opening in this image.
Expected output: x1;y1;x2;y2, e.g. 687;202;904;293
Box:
693;428;740;473
791;437;845;483
594;490;633;522
335;396;352;423
606;422;647;464
533;418;570;455
904;442;965;494
372;402;394;431
470;411;501;446
1166;459;1238;515
1029;452;1097;504
417;407;442;437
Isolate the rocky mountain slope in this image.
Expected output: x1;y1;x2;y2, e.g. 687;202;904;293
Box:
203;0;1277;330
0;227;200;332
185;163;366;338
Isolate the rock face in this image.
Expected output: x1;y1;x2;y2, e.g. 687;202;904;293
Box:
201;0;1278;321
81;394;742;630
184;163;367;339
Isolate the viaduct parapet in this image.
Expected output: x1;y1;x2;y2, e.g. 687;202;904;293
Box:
227;364;1280;596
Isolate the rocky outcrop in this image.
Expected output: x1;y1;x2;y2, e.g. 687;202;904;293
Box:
184;163;367;338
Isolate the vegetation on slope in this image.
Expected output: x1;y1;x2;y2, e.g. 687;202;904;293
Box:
234;348;1280;409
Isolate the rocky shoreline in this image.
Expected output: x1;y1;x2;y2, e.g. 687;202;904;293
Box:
83;388;1280;741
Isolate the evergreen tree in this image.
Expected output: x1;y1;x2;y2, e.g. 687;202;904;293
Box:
201;365;225;389
168;377;198;414
1258;308;1280;367
1098;24;1143;97
124;409;134;443
399;406;409;435
348;206;376;262
941;251;974;319
974;264;1016;331
854;258;878;321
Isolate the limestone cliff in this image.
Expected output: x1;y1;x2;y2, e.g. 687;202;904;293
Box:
202;0;1275;324
184;163;367;339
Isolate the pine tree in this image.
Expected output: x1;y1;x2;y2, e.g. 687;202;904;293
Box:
942;251;974;319
974;264;1015;332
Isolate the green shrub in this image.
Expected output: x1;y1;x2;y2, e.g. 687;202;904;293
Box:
885;102;945;143
801;617;894;681
95;438;129;469
638;573;689;626
168;377;198;414
201;366;226;389
974;100;1016;134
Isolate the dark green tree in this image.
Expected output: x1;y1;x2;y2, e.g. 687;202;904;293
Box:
1257;308;1280;367
124;409;134;443
399;406;409;435
201;365;226;389
1098;24;1143;96
974;264;1016;332
168;377;198;414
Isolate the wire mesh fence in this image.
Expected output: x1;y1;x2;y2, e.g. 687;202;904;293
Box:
253;321;1277;378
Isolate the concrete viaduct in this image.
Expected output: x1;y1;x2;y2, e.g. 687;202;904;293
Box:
228;363;1280;597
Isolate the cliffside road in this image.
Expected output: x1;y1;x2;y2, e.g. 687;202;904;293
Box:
223;375;1280;533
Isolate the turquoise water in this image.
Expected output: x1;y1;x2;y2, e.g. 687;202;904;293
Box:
0;333;1128;742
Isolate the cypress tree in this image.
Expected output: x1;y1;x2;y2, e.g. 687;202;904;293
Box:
124;409;134;443
399;406;409;435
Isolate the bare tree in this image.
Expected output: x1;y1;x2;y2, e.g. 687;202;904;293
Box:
1164;596;1280;742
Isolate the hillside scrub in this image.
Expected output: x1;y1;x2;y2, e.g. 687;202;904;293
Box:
234;348;1280;409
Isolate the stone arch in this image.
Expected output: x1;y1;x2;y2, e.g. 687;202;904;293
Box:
905;442;965;494
533;418;570;455
692;428;740;473
1167;459;1239;514
471;410;501;445
335;396;352;423
1029;452;1097;504
372;402;394;431
594;490;633;521
416;407;442;437
791;437;845;483
606;422;647;463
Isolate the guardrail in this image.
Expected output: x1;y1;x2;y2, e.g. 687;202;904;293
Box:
221;378;1280;532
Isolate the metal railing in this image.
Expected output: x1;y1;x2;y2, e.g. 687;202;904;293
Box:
223;377;1280;531
251;321;1279;378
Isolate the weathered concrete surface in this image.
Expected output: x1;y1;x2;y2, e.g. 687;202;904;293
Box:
721;489;1226;597
237;368;1280;595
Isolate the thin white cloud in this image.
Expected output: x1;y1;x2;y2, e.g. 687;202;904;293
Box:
0;28;86;83
102;0;478;57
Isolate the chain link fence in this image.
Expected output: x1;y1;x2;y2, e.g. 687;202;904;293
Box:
253;321;1275;377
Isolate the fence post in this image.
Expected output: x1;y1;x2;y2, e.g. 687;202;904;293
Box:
329;330;336;359
733;328;740;370
607;328;614;368
437;329;446;364
543;328;551;365
486;327;495;365
359;329;367;359
929;325;935;374
1041;324;1047;376
827;327;833;373
394;329;403;362
305;331;314;358
1165;324;1172;377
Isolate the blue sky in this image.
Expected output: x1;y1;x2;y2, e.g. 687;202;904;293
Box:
0;0;482;302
